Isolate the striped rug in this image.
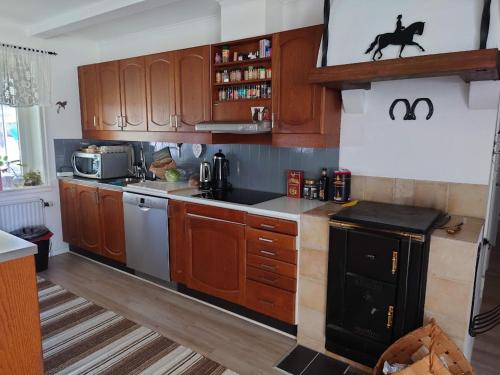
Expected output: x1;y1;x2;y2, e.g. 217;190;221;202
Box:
37;277;238;375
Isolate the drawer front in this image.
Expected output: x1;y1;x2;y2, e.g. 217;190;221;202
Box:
186;203;246;224
246;227;295;250
247;254;296;278
247;266;296;292
347;230;400;284
245;279;295;323
246;214;297;236
247;240;297;264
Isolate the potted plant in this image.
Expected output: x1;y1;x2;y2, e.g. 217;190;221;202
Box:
23;169;42;186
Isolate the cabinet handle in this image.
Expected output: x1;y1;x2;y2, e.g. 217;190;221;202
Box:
169;114;174;128
387;305;394;329
260;250;276;256
271;113;275;129
93;115;97;128
258;237;273;243
260;223;275;230
258;298;275;307
122;115;127;128
259;276;278;284
175;115;180;128
391;250;398;275
259;264;276;271
116;115;121;127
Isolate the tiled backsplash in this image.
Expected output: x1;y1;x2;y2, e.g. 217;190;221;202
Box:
54;139;339;194
351;175;488;219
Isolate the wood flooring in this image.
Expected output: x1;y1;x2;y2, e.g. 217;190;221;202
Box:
40;253;295;375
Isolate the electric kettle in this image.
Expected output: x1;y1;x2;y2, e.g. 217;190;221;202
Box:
199;160;212;190
213;150;231;190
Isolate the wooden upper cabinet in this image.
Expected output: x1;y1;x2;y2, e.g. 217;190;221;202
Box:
186;213;246;304
99;188;126;263
175;46;211;132
59;180;79;245
119;57;148;131
76;184;101;254
145;52;176;132
272;25;324;134
97;61;122;130
78;65;100;131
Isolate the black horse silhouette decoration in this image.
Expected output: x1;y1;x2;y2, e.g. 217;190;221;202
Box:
366;15;426;61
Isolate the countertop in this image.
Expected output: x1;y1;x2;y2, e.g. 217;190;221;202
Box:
302;201;484;245
0;230;38;263
60;176;327;222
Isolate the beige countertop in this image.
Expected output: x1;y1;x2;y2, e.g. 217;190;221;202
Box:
0;230;38;263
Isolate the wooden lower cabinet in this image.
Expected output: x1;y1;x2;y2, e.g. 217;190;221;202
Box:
99;188;126;263
59;180;126;263
169;200;298;325
185;211;246;305
76;184;102;254
0;256;43;374
168;200;187;283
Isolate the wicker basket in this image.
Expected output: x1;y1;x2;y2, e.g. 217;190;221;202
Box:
373;321;474;375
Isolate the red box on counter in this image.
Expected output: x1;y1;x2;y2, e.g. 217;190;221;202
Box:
287;170;304;198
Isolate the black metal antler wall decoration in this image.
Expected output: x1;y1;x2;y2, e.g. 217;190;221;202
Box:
389;98;434;120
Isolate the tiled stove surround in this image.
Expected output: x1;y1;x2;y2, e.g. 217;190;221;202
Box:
297;177;487;361
54;139;339;194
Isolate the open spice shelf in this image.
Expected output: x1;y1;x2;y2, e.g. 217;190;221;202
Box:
213;78;272;87
309;49;500;90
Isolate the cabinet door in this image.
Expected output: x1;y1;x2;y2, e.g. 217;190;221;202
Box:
97;61;122;130
168;200;187;283
186;214;245;304
146;52;176;132
76;184;101;254
119;57;148;131
272;25;324;134
78;65;100;131
98;188;126;263
175;46;211;132
59;180;79;245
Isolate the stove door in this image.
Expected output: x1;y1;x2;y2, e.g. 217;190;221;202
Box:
344;274;397;344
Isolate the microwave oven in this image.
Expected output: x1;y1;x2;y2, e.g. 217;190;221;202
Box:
72;151;130;179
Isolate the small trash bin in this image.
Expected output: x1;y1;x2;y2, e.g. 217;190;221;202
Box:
10;226;53;272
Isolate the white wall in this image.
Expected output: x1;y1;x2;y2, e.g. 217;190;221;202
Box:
0;20;99;254
325;0;500;184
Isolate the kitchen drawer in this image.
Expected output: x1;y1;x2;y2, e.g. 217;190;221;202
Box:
247;254;296;278
246;227;295;250
186;203;246;224
247;240;297;265
247;266;296;292
245;279;295;323
246;214;298;236
347;231;400;284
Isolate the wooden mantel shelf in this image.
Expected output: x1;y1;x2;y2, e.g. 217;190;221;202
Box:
309;49;500;90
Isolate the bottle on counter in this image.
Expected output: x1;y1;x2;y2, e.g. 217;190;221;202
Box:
318;168;329;201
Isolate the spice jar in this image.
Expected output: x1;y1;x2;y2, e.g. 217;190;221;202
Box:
303;179;318;200
215;71;222;83
222;46;230;63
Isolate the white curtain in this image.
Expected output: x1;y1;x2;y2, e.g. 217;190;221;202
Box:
0;45;52;107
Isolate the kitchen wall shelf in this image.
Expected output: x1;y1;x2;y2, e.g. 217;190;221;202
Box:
309;49;500;90
214;57;272;68
214;98;271;104
214;78;272;86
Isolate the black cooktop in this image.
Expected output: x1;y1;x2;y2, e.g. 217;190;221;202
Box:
331;201;442;234
193;188;284;206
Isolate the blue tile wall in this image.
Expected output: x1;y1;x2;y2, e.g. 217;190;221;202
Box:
54;139;339;194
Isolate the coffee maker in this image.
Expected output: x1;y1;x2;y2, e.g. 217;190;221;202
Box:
212;149;231;190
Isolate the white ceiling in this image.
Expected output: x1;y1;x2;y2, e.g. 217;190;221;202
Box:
0;0;220;41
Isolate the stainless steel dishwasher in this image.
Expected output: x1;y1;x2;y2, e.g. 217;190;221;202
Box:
123;192;170;282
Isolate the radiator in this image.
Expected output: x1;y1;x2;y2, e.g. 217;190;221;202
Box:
0;198;46;233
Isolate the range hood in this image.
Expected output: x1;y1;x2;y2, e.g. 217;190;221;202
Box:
195;121;272;134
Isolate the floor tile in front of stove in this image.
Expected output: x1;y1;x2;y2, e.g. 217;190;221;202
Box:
276;345;368;375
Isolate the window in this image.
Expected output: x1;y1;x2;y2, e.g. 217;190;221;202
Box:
0;104;46;189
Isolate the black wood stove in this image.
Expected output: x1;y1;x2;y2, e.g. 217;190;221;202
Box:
326;201;441;366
